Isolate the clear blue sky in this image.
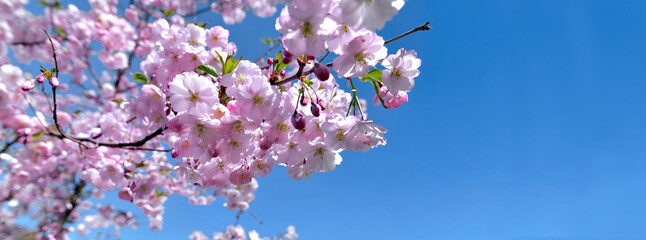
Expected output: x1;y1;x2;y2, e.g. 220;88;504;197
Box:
21;0;646;239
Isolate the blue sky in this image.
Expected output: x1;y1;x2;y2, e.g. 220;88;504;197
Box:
19;0;646;239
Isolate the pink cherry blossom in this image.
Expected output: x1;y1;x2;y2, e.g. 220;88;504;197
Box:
381;48;421;93
333;31;387;78
169;72;219;116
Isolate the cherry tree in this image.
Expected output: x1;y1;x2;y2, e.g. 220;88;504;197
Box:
0;0;429;239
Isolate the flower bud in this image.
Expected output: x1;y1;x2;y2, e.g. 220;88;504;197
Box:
266;58;273;65
317;99;326;111
118;187;134;202
259;136;272;151
279;69;286;78
313;63;330;81
291;111;306;131
35;74;46;83
49;76;59;88
21;79;35;91
310;101;320;117
282;51;293;64
300;93;307;106
171;149;179;158
307;55;315;61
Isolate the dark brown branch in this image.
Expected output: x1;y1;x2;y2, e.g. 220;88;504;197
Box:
384;21;431;45
123;147;172;152
11;40;47;46
0;134;24;154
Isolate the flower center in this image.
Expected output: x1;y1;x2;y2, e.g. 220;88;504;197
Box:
188;90;200;103
302;22;313;38
354;53;369;65
253;95;263;104
314;148;325;159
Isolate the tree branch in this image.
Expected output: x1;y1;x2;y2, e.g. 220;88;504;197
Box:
0;134;24;154
384;21;431;44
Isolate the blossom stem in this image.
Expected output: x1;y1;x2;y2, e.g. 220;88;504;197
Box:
348;78;365;120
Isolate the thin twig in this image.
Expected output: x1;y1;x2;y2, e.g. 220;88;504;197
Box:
11;40;47;46
0;134;24;154
384;21;431;44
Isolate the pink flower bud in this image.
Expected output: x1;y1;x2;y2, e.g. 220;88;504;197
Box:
266;58;273;65
279;69;286;77
300;93;307;106
310;101;320;117
282;51;293;64
21;79;35;91
317;99;326;111
313;63;330;81
291;111;306;130
36;74;46;83
259;136;272;151
49;76;59;88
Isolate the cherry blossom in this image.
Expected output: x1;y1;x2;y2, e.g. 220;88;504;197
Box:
0;0;429;238
333;31;387;78
381;48;421;93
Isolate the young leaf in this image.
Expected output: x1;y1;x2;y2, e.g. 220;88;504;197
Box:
131;72;149;84
196;65;219;77
223;56;242;75
362;69;383;82
162;9;175;18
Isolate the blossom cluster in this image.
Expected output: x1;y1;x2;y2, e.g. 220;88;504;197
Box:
190;225;298;240
0;0;425;238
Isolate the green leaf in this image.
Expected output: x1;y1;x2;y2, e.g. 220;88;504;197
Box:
222;56;242;75
74;109;82;115
39;1;61;9
196;65;219;77
162;9;175;18
32;133;43;139
131;72;149;84
214;50;224;67
111;98;124;104
136;163;147;168
362;69;383;82
303;79;313;87
55;26;67;39
274;52;288;72
155;189;168;197
261;38;271;44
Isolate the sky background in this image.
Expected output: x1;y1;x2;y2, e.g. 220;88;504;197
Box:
17;0;646;239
